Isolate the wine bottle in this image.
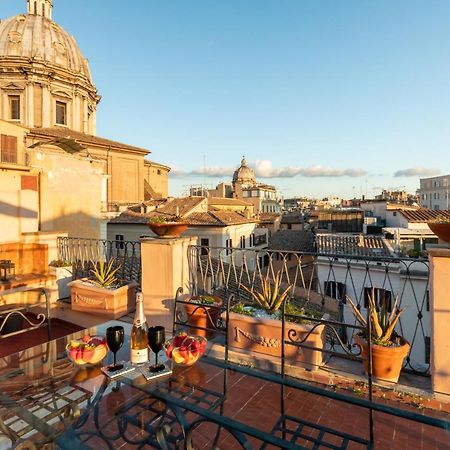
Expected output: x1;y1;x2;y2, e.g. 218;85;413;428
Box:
130;292;149;365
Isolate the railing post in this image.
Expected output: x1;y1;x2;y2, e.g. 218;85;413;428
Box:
140;236;196;331
428;248;450;396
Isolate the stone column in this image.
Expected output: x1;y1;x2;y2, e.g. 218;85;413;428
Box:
26;83;34;128
140;236;196;332
428;248;450;396
42;85;51;127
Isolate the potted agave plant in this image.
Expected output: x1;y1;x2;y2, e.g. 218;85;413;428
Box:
226;272;326;370
183;294;223;338
147;215;188;238
68;258;137;319
347;293;409;383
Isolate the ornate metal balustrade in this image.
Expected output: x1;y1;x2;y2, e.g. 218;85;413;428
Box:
57;237;142;289
188;245;430;374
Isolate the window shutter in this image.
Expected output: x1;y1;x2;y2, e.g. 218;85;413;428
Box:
1;134;18;163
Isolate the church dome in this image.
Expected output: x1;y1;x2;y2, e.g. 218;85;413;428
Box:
232;157;256;186
0;2;92;82
0;0;99;134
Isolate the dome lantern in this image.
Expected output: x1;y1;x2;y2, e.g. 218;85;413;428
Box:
27;0;53;19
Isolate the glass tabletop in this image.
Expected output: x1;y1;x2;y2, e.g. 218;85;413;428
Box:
0;321;225;450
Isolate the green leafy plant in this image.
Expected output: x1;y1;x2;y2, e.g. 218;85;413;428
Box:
192;295;220;305
148;214;182;224
346;292;404;345
49;259;71;267
90;258;120;288
239;271;293;314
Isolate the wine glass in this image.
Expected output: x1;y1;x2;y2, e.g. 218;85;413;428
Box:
148;326;165;372
106;326;124;372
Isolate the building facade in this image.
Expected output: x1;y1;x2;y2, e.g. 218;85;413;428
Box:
0;0;170;240
417;174;450;211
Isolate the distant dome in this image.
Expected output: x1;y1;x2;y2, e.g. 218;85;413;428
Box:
232;157;256;186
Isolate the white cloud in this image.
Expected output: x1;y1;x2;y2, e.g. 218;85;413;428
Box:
171;160;367;179
394;167;440;177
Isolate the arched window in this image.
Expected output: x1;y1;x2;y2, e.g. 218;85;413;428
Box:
34;1;37;15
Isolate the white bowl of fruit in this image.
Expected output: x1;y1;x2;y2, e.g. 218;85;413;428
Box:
66;335;108;366
164;333;207;366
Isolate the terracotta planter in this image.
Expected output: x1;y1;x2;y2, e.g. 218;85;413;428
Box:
428;222;450;244
68;279;137;319
355;335;410;383
226;311;326;370
148;222;188;238
183;295;223;338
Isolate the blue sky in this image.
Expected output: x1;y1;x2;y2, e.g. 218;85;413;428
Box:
3;0;450;198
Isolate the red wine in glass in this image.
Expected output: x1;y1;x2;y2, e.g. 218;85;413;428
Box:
148;326;165;372
106;326;124;372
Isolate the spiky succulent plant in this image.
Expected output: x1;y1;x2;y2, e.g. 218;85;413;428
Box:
346;293;404;344
239;271;293;314
90;258;120;288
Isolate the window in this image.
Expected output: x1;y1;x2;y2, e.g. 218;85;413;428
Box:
56;101;67;125
200;238;209;256
9;96;20;120
0;134;18;164
363;287;392;311
324;281;346;301
157;169;161;175
240;236;246;248
225;238;232;255
115;234;124;249
393;211;397;217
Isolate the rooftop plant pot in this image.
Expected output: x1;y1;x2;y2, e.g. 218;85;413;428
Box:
225;311;326;371
183;295;223;338
68;279;137;320
147;222;188;238
355;335;410;383
427;222;450;244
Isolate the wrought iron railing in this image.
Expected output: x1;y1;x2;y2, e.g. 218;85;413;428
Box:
57;237;142;289
188;245;430;374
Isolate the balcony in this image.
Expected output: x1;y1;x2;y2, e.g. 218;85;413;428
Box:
0;236;449;448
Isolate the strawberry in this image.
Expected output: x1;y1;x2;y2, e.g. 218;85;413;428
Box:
82;335;91;344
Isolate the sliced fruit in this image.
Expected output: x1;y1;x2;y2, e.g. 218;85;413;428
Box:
91;344;108;364
82;335;91;344
68;348;78;360
89;337;104;346
171;348;185;364
165;344;174;359
82;347;94;362
70;340;81;348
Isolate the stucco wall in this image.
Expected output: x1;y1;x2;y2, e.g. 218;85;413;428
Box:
144;163;169;199
0;171;39;242
30;146;104;239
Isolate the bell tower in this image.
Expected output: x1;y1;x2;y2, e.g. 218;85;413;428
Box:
27;0;53;19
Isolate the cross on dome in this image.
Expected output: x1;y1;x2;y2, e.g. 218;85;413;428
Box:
27;0;53;19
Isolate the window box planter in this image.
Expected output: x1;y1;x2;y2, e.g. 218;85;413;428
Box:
68;279;137;319
225;311;327;371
